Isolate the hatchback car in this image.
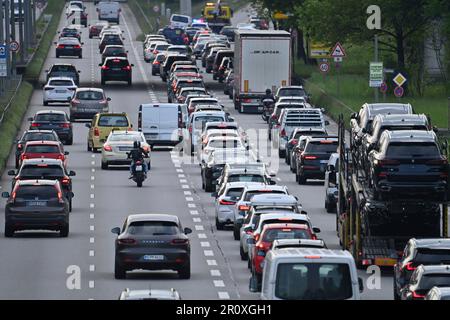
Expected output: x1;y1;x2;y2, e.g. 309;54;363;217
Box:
28;110;73;145
43;77;77;106
45;64;80;86
100;57;134;85
89;21;109;38
2;180;71;237
101;45;128;63
15;130;60;169
20;140;69;168
86;112;132;152
401;265;450;300
151;53;166;76
99;33;124;53
112;214;192;279
70;88;110;121
55;37;83;58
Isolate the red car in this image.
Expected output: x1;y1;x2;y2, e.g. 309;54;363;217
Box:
20;141;69;168
89;22;107;38
251;223;315;277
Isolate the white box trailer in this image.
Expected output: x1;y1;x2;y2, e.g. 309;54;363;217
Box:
233;30;291;114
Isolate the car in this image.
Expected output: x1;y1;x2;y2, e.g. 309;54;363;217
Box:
185;26;201;43
19;140;69;168
119;288;181;300
169;78;205;103
85;112;132;152
176;87;208;104
187;97;219;114
368;130;448;200
45;64;80;86
14;130;60;169
160;54;191;82
144;42;169;63
223;71;234;98
213;182;250;230
101;130;151;170
216;165;276;196
199;129;242;152
170;64;200;76
193;104;224;114
8;158;76;212
28;110;73;145
199;136;245;166
393;238;450;300
236;22;256;30
425;287;450;300
249;17;269;30
99;33;124;53
216;57;232;83
295;136;339;184
55;37;83;58
324;153;339;213
169;14;192;29
101;45;128;63
97;0;121;23
2;180;71;237
161;26;189;45
66;7;88;27
58;27;81;41
100;57;134;85
43;77;77;106
166;45;195;62
70;88;111;121
100;26;124;40
201;43;227;68
89;21;109;38
220;26;237;42
212;50;233;80
111;214;192;279
205;48;227;73
152;53;166;76
275;86;309;102
400;265;450;300
287;127;328;168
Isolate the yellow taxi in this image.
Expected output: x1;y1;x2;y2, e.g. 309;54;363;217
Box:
85;112;132;152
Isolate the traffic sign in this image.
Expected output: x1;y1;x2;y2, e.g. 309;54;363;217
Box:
9;41;20;53
369;62;383;87
333;57;342;62
153;5;159;13
393;72;407;87
380;82;388;93
319;62;330;74
331;42;346;58
394;86;404;97
0;44;7;77
0;44;7;59
309;41;331;59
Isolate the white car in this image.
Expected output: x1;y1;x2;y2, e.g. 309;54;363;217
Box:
43;77;77;106
99;26;124;39
144;41;169;63
199;136;245;164
101;131;151;170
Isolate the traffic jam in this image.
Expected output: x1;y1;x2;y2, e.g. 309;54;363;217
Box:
0;0;450;301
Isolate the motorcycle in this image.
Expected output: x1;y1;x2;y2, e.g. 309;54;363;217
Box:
261;98;275;123
130;159;147;188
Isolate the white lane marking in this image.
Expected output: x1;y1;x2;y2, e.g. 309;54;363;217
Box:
207;260;217;266
218;292;230;299
90;214;95;219
188;203;196;208
190;210;199;215
176;169;183;173
89;250;95;257
91;168;95;173
200;241;210;247
90;237;95;244
178;174;186;178
213;280;225;287
184;191;191;195
91;176;95;181
90;203;95;208
180;179;187;183
195;225;204;231
193;217;201;223
89;281;95;289
90;225;95;231
211;270;221;277
90;194;95;199
89;265;95;272
90;184;95;189
91;154;95;158
185;197;194;202
204;250;214;256
182;185;189;189
91;161;95;166
174;164;181;168
276;177;281;182
198;233;207;239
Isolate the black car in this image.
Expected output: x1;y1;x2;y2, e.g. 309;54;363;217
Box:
101;45;128;63
161;26;189;45
100;57;133;85
368;130;448;200
99;34;124;53
55;37;83;58
58;27;81;41
45;63;80;86
220;26;237;42
394;238;450;300
112;214;192;279
28;110;73;145
287;128;328;168
295;136;339;184
2;180;71;237
160;54;190;82
8;158;76;211
212;50;233;80
217;57;232;83
14;130;60;169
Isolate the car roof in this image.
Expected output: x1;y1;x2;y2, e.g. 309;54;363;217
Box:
50;63;76;67
293;127;327;133
412;238;450;249
104;45;125;49
262;223;309;231
306;136;338;142
250;194;297;206
224;181;264;189
25;140;61;146
35;110;67;115
127;214;180;225
48;76;75;81
257;213;306;222
24;129;55;134
374;114;428;126
279;86;304;90
110;130;140;136
243;184;287;192
104;56;128;61
76;87;104;93
121;289;180;300
193;110;224;116
21;158;64;166
365;103;413;116
17;179;59;186
208;136;240;142
180;87;206;92
383;130;437;143
272;239;326;249
418;265;450;274
270;248;352;260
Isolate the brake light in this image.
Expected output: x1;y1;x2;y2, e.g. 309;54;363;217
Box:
303;155;317;160
11;192;16;200
21;154;27;160
171;239;189;245
57;191;64;203
189;126;192;133
118;238;136;245
153;60;160;65
101;66;110;70
320;140;334;144
17;144;23;150
57;155;65;161
73;45;81;49
271;114;277;120
219;199;235;205
57;45;65;49
376;159;400;166
254;234;260;241
94;128;100;136
60;123;70;128
304;256;321;259
153;50;158;54
245;230;253;235
238;205;250;211
427;159;448;165
404;262;416;271
122;65;131;71
412;291;425;299
61;177;70;185
103;145;112;152
44;87;54;91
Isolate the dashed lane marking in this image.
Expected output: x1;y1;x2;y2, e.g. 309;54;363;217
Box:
211;270;221;277
204;250;214;257
198;233;207;239
201;241;210;247
188;203;196;208
213;280;225;287
195;225;204;231
207;260;217;266
185;197;194;202
190;210;199;215
193;218;202;223
218;292;230;299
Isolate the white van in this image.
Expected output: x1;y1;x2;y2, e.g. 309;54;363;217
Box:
252;248;363;300
170;14;192;28
138;103;187;147
97;1;121;24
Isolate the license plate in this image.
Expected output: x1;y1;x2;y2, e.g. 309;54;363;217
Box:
56;90;66;93
112;68;121;71
26;201;47;207
374;257;397;266
135;165;143;171
65;46;73;49
143;255;164;261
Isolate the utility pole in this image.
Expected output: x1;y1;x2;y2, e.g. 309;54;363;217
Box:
5;0;11;79
0;1;4;95
24;0;31;58
10;0;16;76
31;0;36;44
374;34;379;102
18;0;24;64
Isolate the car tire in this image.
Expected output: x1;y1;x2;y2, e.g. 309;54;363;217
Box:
66;137;73;145
56;54;59;58
137;180;143;187
297;172;306;185
79;55;82;59
393;281;401;300
247;258;251;269
69;198;72;212
101;78;105;85
278;149;285;158
101;161;108;170
285;154;290;165
89;35;93;39
233;225;240;240
4;224;14;237
127;79;132;86
114;260;126;279
15;157;19;169
87;141;92;152
178;261;191;279
215;217;224;230
43;100;48;106
151;70;156;76
60;224;69;237
213;74;217;80
240;245;248;261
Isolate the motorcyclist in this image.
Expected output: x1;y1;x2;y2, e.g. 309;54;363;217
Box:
261;88;275;104
128;141;149;179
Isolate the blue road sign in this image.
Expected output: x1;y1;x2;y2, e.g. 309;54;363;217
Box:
0;45;8;59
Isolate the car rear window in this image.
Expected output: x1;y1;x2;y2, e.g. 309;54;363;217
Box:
279;88;306;97
294;131;326;139
228;174;265;183
52;65;76;72
24;132;57;142
419;275;450;290
226;188;244;199
128;221;179;235
49;80;73;86
415;249;450;265
109;134;143;142
25;145;60;153
98;115;129;127
386;142;440;158
172;15;189;23
305;141;338;153
15;186;58;200
244;190;286;201
20;165;64;178
35;114;66;122
194;116;225;129
262;228;311;242
105;59;129;67
76;91;104;100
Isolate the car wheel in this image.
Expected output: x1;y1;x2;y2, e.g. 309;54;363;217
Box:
87;141;92;152
69;198;72;212
215;217;224;230
151;70;156;76
114;259;126;279
233;225;240;240
66;137;73;145
285;153;290;165
127;79;132;86
15;157;19;169
213;74;217;80
298;172;306;185
247;258;251;269
101;78;105;85
60;224;69;237
393;280;401;300
4;224;14;237
89;35;93;39
240;245;248;261
79;55;82;59
43;100;48;106
278;149;285;158
101;161;108;170
178;261;191;279
205;181;214;192
56;54;59;58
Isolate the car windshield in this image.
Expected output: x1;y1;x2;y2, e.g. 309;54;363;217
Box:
76;91;104;100
228;174;265;183
244;191;286;201
386;142;440;158
275;263;353;300
128;221;179;235
415;249;450;265
109;134;142;142
419;274;450;290
305;141;338;153
49;80;73;86
279;89;306;97
24;133;57;142
20;165;65;178
25;145;60;153
262;228;311;242
98;115;129;127
35;114;66;122
194;116;225;129
15;186;58;201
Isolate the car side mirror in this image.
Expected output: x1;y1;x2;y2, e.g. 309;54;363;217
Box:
184;227;192;235
53;42;57;44
2;192;10;199
228;116;235;122
358;277;364;293
111;227;121;235
131;64;134;67
64;151;70;155
81;42;84;45
69;170;76;176
350;112;357;120
269;179;276;185
7;170;16;176
107;97;111;101
78;70;81;73
301;210;308;215
85;123;91;128
433;126;439;133
313;227;321;233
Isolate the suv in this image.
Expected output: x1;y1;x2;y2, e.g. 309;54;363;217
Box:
368;130;448;200
394;238;450;300
212;50;233;80
287;127;328;168
28;110;73;145
2;180;71;237
160;54;191;82
295;136;339;184
275;86;308;102
268;102;309;140
15;130;60;169
101;45;128;63
213;182;251;230
99;57;134;85
45;64;80;86
216;163;276;192
99;33;124;53
161;27;189;45
400;265;450;300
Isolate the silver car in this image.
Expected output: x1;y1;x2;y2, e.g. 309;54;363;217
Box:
70;88;110;121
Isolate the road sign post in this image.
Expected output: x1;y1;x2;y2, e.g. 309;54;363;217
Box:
331;42;346;98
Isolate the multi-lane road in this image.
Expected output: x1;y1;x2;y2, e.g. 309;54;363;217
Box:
0;2;421;300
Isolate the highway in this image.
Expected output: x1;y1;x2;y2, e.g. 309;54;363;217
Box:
0;2;438;300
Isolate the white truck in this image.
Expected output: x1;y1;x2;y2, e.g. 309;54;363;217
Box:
233;30;291;114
